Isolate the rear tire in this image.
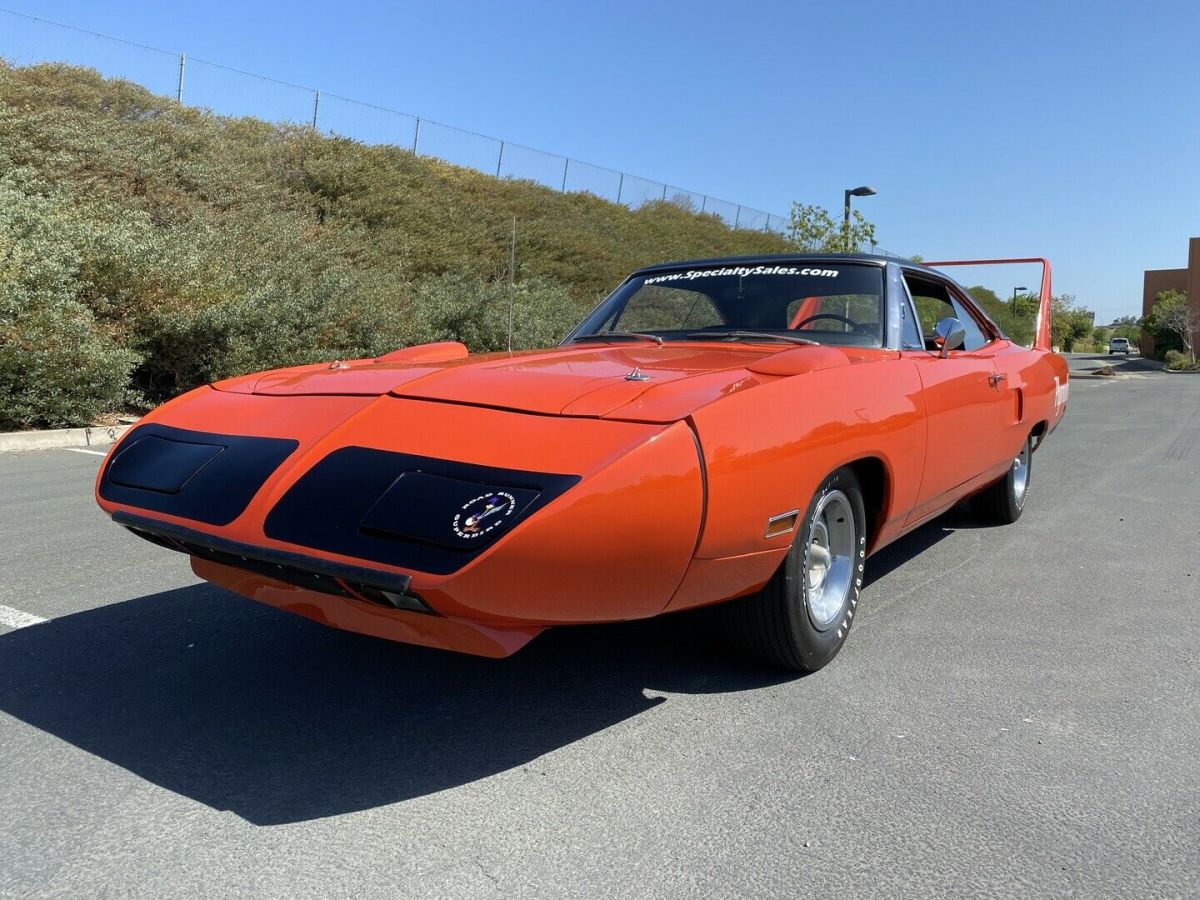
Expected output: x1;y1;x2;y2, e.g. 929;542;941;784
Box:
730;467;866;672
971;434;1032;524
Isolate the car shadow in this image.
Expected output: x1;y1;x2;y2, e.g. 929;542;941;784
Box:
862;502;993;588
0;584;792;826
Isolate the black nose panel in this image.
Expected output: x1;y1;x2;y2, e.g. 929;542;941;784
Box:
108;435;225;494
99;424;298;526
264;446;579;575
360;472;540;550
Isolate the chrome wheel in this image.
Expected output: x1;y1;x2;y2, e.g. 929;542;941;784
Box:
1012;440;1031;506
803;489;856;631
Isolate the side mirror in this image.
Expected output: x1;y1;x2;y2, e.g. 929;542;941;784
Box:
934;317;967;357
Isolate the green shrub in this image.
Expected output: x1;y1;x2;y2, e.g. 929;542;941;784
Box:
0;300;139;429
0;167;141;428
1164;349;1199;371
407;271;588;352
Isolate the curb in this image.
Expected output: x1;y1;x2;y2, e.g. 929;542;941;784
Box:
1163;368;1200;375
0;423;134;453
1068;373;1128;381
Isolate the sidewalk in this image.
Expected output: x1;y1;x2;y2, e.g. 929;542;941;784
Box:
0;423;133;453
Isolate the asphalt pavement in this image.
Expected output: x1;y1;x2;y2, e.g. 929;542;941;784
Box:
1063;349;1165;377
1;373;1198;898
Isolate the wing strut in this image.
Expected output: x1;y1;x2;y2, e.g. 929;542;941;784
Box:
923;258;1053;351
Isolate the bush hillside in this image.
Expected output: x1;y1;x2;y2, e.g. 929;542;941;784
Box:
0;61;789;428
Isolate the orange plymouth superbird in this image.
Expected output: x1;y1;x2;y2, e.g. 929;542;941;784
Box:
97;254;1068;670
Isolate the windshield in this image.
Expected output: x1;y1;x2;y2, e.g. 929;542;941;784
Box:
567;262;886;347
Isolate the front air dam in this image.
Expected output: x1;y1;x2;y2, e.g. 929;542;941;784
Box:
193;558;543;658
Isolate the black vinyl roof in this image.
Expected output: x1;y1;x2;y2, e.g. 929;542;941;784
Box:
631;253;940;277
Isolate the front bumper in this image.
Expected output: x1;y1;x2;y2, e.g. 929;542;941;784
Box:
192;557;543;658
115;510;428;613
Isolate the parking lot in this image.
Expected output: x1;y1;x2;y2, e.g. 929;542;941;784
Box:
2;372;1198;897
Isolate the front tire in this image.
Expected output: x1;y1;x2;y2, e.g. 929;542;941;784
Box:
971;434;1032;524
730;467;866;671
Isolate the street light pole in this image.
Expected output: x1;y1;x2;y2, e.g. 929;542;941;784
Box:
843;186;877;252
1012;286;1027;311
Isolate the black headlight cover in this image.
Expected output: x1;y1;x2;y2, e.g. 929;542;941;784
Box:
99;424;298;526
264;447;580;575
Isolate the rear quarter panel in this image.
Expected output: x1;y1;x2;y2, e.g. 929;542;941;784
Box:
994;343;1070;445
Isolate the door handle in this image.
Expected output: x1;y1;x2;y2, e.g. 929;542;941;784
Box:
988;373;1007;388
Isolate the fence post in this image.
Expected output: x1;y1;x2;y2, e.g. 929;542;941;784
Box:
561;158;569;192
311;90;320;130
616;173;624;204
734;205;742;229
701;195;707;213
176;53;186;103
662;184;667;200
412;118;421;154
496;141;505;177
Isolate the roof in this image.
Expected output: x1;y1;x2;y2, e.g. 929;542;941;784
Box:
631;252;936;277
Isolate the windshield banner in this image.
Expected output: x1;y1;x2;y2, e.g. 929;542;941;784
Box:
644;265;839;285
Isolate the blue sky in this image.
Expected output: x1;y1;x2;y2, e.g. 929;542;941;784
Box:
3;0;1198;319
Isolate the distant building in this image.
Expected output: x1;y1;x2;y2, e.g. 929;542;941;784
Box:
1142;236;1200;356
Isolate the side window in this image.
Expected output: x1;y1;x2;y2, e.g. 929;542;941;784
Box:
903;276;989;352
947;289;993;350
904;277;956;350
614;286;723;332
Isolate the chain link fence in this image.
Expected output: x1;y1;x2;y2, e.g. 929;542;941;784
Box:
0;8;789;233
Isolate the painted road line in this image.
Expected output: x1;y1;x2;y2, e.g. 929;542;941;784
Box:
63;448;107;457
0;605;48;630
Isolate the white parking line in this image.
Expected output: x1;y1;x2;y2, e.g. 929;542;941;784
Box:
0;605;48;630
63;448;107;457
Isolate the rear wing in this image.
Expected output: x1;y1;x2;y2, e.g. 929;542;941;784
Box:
923;257;1053;351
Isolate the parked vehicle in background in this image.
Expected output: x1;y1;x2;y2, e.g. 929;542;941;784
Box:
1109;337;1131;355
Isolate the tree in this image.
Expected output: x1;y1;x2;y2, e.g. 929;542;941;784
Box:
786;202;876;253
1049;294;1093;352
966;285;1035;346
1145;290;1196;363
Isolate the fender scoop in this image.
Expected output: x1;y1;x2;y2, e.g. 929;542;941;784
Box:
745;345;854;376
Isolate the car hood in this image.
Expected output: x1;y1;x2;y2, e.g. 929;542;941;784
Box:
215;343;870;423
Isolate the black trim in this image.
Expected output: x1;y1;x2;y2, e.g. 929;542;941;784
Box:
359;472;542;550
629;253;893;278
113;511;430;613
99;424;297;526
264;447;581;575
